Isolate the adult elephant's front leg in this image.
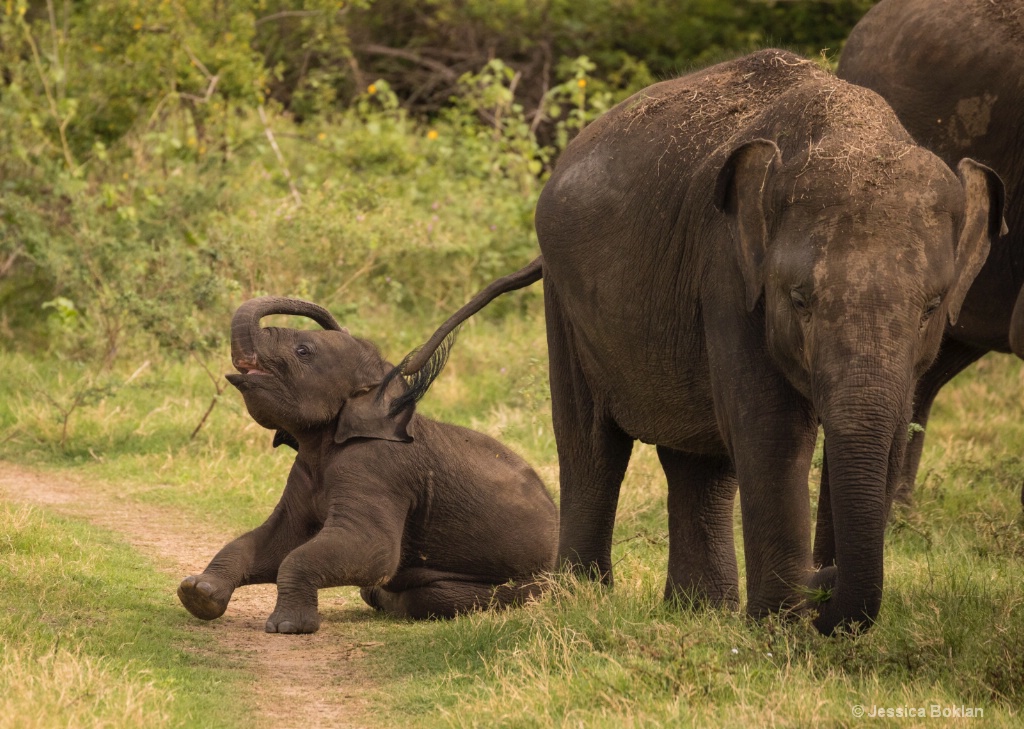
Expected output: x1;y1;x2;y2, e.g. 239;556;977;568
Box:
732;408;819;617
545;282;634;584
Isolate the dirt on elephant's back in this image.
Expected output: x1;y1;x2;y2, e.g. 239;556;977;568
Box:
0;461;378;729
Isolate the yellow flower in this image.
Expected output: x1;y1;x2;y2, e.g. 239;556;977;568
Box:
367;83;377;95
317;132;327;141
427;129;439;141
577;78;587;88
132;18;142;30
92;44;104;53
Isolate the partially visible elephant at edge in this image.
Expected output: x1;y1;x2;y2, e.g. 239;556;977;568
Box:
178;296;556;634
825;0;1023;528
389;50;1005;635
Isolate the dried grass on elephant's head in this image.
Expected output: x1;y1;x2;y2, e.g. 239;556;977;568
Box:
780;78;916;191
981;0;1024;44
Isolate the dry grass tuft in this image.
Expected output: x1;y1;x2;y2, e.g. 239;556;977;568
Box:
0;639;172;729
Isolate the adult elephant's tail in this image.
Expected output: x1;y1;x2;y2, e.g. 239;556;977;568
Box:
381;256;544;417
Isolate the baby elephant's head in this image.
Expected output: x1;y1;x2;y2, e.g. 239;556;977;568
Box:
225;296;413;446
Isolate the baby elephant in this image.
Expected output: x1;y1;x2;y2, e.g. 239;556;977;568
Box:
178;296;557;633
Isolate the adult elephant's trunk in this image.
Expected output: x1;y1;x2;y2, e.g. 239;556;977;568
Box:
810;360;910;634
230;296;343;364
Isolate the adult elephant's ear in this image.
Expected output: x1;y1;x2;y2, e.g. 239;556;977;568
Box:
334;381;415;445
714;139;782;312
948;158;1007;326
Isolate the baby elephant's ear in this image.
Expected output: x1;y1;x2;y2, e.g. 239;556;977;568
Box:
334;384;415;445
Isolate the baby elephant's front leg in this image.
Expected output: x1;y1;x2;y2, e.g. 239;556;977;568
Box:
179;531;267;620
266;525;399;634
178;572;236;620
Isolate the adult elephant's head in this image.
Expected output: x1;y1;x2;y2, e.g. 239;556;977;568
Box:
226;296;414;446
715;135;1005;633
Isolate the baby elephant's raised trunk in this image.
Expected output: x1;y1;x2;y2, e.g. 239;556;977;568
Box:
230;296;344;364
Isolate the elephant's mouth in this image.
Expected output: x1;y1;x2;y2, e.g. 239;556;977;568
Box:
232;357;270;377
226;357;272;390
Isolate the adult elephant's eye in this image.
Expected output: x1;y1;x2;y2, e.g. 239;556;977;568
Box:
296;345;311;357
921;296;942;327
790;287;812;320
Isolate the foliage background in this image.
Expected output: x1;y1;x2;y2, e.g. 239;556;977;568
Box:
1;0;876;367
11;2;1024;728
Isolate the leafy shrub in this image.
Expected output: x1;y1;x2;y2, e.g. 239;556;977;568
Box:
1;0;879;365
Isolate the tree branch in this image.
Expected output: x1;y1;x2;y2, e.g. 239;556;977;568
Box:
258;105;302;207
255;10;324;27
357;44;460;82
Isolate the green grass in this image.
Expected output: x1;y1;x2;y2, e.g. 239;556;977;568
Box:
0;502;249;729
3;339;1024;726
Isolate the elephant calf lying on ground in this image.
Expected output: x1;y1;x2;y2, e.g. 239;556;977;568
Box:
178;296;557;634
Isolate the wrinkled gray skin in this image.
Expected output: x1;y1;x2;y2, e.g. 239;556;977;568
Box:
814;0;1024;561
532;50;1004;635
177;296;556;634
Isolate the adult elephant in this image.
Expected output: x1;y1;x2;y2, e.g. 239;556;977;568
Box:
389;50;1004;634
830;0;1022;515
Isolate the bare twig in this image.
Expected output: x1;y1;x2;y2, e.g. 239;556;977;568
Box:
346;54;366;97
258;105;302;207
38;387;90;451
20;17;75;170
331;250;380;301
45;0;62;99
181;43;214;81
491;70;522;139
189;351;228;441
358;44;460;82
255;9;324;26
190;397;221;441
178;43;220;104
0;249;22;279
529;48;552;136
125;360;151;385
180;74;219;104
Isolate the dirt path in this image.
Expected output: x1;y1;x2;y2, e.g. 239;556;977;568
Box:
0;461;378;729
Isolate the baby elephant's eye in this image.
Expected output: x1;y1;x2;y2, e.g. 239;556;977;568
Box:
296;345;311;357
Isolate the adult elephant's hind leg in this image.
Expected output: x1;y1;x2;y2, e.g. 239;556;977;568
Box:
897;339;985;504
545;280;634;584
658;447;739;610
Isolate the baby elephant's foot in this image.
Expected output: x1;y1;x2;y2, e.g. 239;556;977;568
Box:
360;586;384;611
178;574;233;620
265;605;320;634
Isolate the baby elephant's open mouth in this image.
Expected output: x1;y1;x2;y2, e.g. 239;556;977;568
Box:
232;357;270;376
226;357;271;390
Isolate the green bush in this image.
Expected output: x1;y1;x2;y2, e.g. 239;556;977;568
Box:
1;0;879;364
